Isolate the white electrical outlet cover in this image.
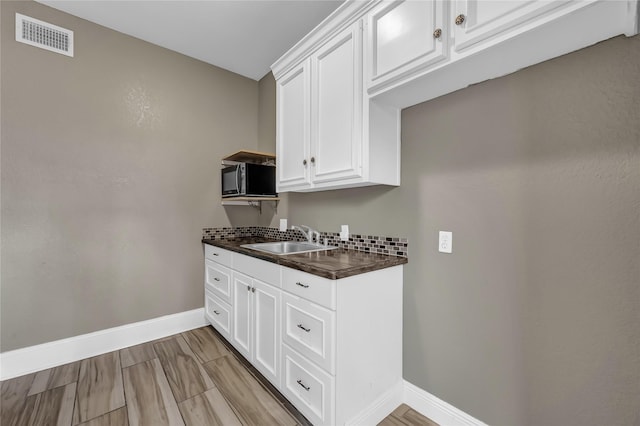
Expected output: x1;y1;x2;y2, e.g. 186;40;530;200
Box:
439;231;452;253
340;224;349;241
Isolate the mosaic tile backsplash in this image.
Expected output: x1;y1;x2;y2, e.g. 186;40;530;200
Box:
202;227;408;258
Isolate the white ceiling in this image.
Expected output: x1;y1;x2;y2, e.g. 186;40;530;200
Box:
36;0;344;80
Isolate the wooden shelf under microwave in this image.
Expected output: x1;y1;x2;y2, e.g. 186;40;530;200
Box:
221;196;280;214
221;197;280;203
221;150;276;165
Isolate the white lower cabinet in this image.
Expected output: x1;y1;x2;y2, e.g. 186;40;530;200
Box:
231;272;252;360
204;290;232;342
204;246;281;389
281;266;404;425
232;271;282;388
204;243;403;425
205;259;232;304
204;246;235;342
282;344;335;426
282;292;335;375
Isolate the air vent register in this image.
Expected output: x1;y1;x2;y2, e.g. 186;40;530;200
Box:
15;13;74;57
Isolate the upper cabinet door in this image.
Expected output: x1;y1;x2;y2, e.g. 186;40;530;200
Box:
452;0;571;52
276;59;311;191
310;21;363;184
366;0;447;91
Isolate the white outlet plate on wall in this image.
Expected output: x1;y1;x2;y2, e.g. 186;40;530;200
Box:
439;231;452;253
340;224;349;241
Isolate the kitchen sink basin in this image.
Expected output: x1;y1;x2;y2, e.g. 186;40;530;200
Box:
241;241;338;255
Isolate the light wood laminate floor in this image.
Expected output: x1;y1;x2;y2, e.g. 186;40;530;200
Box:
1;326;437;426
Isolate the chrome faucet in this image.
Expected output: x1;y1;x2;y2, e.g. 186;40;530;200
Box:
291;225;320;243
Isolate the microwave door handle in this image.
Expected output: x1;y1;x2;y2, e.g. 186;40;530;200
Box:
235;166;241;194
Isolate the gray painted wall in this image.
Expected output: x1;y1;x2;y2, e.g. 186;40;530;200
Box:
281;35;640;425
2;1;638;424
1;0;263;351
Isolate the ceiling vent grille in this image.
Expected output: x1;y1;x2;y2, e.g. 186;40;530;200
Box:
15;13;74;57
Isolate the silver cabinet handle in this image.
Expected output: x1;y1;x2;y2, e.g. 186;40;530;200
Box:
295;282;309;288
297;324;310;332
297;379;310;391
213;310;220;315
214;277;220;282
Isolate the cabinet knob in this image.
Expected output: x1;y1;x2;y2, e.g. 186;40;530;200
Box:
251;287;255;293
433;28;442;39
310;157;316;164
455;14;465;25
247;285;251;291
303;159;307;166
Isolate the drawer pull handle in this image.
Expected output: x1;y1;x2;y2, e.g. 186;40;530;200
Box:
213;310;220;315
296;379;311;391
297;324;311;332
247;285;251;291
214;277;221;282
212;253;219;256
295;282;309;288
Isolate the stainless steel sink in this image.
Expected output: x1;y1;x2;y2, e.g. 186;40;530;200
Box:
241;241;338;255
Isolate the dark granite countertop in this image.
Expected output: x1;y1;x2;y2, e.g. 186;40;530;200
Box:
202;238;407;280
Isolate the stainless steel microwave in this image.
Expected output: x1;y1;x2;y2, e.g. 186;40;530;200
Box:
221;163;277;197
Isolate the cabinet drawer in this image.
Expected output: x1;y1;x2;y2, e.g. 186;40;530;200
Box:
205;260;232;304
205;290;232;342
204;244;233;267
282;293;335;375
234;252;281;288
282;345;335;426
282;268;336;310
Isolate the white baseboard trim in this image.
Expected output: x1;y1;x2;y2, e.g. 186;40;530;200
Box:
404;381;488;426
0;308;207;381
348;380;487;426
346;380;404;425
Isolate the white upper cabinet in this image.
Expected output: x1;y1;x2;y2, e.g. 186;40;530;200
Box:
451;0;571;52
273;0;637;187
272;1;401;193
276;60;311;191
277;21;373;192
365;0;638;107
366;0;447;92
311;22;363;185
